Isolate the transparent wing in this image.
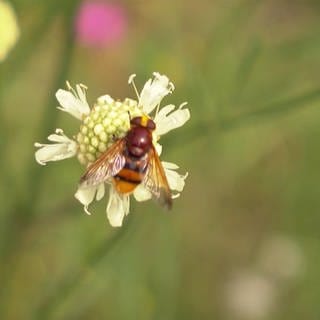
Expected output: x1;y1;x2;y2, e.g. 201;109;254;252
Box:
79;139;126;187
143;146;172;209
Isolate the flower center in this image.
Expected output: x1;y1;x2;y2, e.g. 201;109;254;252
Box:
76;96;142;165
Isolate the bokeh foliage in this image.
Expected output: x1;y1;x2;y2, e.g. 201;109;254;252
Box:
1;0;320;319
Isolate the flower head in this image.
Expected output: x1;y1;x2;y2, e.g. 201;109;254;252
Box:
35;73;190;227
0;0;19;62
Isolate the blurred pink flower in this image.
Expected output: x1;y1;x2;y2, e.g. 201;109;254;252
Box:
75;1;127;47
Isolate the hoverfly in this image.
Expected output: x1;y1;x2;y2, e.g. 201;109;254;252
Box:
79;115;172;209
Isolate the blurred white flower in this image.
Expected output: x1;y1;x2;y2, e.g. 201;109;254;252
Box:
35;73;190;227
257;235;304;280
224;271;277;319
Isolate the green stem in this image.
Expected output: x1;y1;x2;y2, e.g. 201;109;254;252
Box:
23;20;75;222
0;1;61;200
2;20;75;251
166;87;320;150
0;8;77;318
222;88;320;130
34;217;134;320
22;0;81;219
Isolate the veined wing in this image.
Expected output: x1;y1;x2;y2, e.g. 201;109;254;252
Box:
79;139;126;187
143;146;172;209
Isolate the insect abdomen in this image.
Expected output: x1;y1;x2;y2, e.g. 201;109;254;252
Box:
113;156;148;194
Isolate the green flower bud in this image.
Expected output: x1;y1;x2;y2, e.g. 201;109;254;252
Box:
76;97;141;165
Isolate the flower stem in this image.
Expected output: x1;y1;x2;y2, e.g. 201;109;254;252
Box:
0;1;61;208
0;3;79;317
34;217;134;320
23;14;77;224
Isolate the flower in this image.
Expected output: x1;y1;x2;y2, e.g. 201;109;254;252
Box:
0;0;20;62
224;271;276;319
74;1;127;48
35;73;190;227
257;235;304;280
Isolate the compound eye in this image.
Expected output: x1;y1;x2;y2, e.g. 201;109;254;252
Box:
147;119;156;130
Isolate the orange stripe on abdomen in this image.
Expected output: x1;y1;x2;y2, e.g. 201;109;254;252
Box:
114;179;137;194
113;168;144;194
117;168;143;183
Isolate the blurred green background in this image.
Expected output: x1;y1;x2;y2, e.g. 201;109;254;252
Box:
1;0;320;319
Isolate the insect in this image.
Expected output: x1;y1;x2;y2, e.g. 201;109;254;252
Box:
79;115;172;209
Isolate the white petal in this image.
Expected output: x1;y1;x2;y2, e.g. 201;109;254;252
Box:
154;102;190;136
47;129;71;143
139;72;174;114
163;162;188;192
133;184;152;202
34;130;77;165
74;183;105;215
154;104;175;119
162;161;179;170
96;183;105;201
153;142;162;156
76;84;87;102
56;83;90;120
106;186;130;227
74;186;96;215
